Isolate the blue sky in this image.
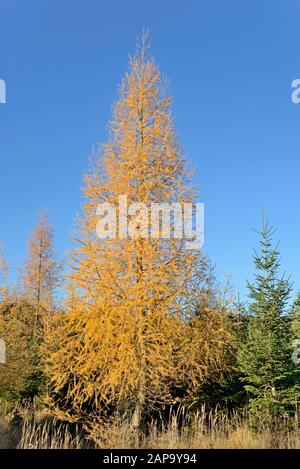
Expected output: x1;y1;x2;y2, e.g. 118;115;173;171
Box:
0;0;299;302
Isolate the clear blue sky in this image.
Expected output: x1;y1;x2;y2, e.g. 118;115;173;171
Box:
0;0;299;302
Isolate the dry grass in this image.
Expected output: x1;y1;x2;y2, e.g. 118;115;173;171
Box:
18;419;85;449
1;404;300;449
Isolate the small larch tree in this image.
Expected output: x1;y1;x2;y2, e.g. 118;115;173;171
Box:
21;213;61;313
0;215;62;404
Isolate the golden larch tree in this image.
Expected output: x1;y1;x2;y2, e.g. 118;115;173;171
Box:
45;35;232;432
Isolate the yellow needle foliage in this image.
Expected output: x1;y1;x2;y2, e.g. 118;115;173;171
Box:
44;36;232;425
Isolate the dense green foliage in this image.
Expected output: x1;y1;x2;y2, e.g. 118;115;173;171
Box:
0;300;44;404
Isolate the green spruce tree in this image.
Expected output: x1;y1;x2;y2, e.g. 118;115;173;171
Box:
238;217;299;425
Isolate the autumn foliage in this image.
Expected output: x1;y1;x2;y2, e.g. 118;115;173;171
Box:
43;37;233;429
